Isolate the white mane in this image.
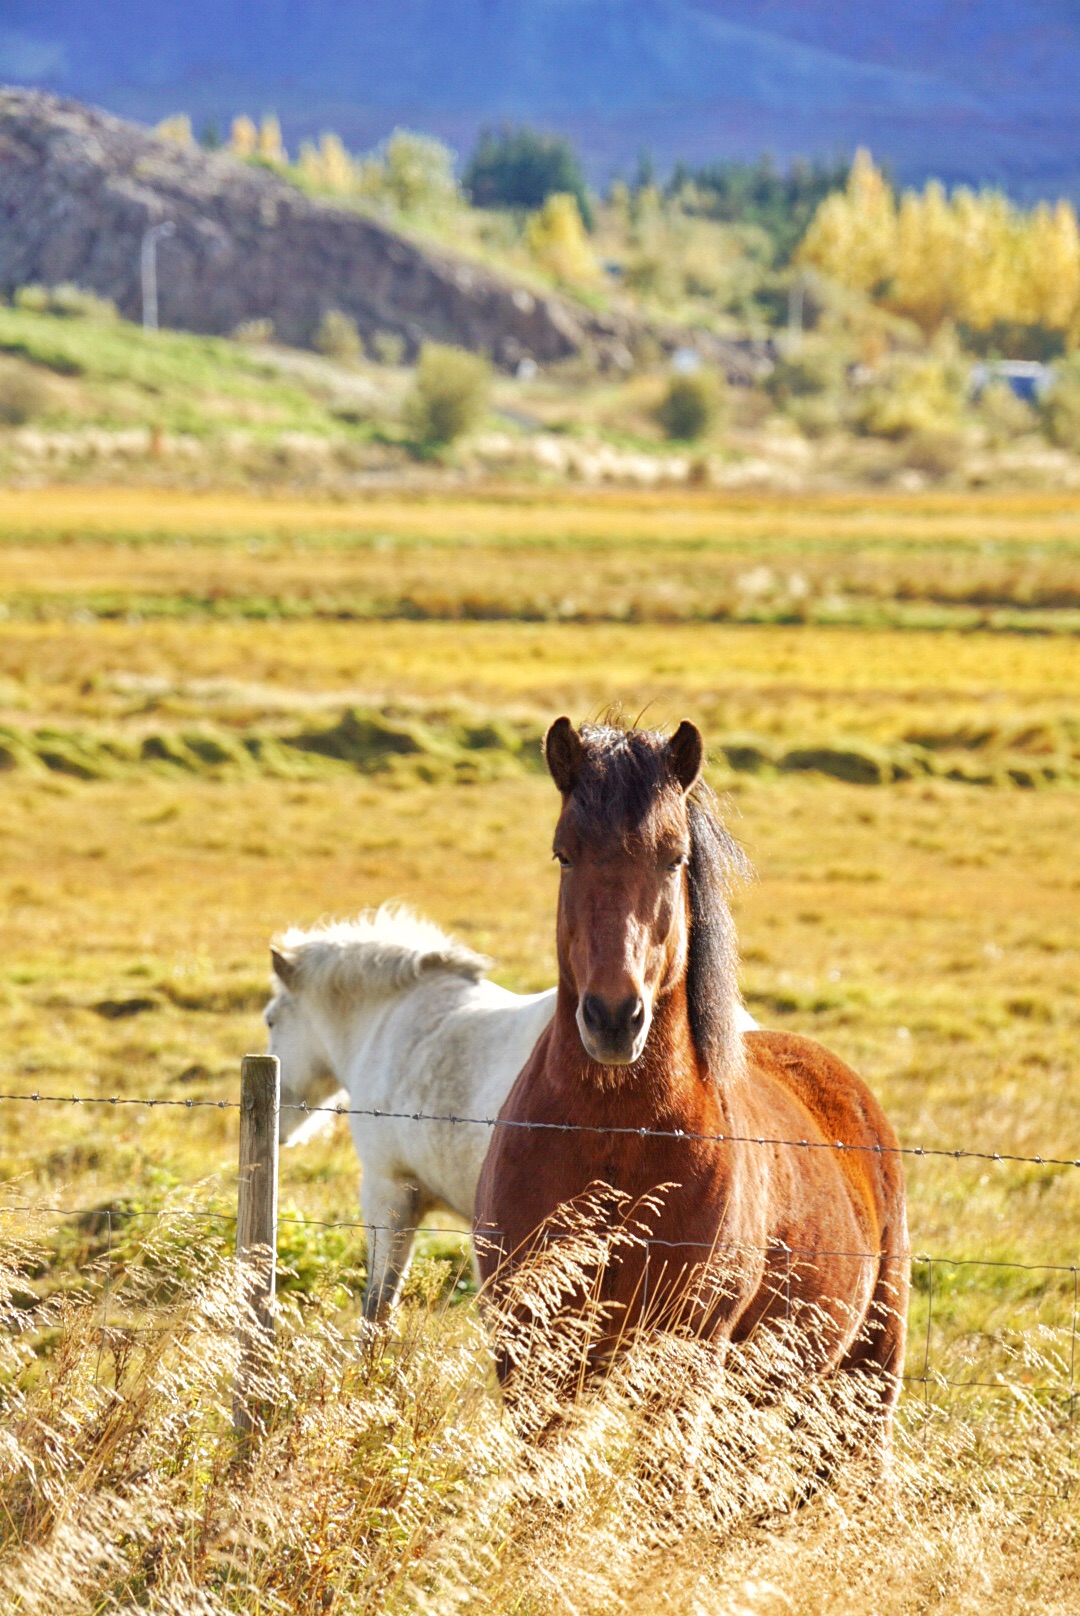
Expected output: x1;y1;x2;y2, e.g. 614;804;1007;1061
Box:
272;903;491;1002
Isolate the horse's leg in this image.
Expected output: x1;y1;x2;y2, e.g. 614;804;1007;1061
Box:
361;1176;422;1321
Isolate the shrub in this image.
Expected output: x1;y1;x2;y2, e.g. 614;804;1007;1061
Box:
405;343;491;447
765;336;848;408
464;125;593;227
900;428;967;478
232;317;275;344
14;283;117;321
378;130;458;214
977;380;1037;444
854;355;964;439
12;283;50;314
371;330;405;367
787;392;851;438
766;339;857;434
0;359;49;425
623;252;679;303
51;284;117;322
314;309;362;364
1039;360;1080;449
656;370;726;441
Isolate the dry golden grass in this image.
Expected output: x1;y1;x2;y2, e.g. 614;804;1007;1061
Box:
3;620;1078;750
2;484;1080;543
3;770;1077;1263
0;1200;1076;1616
1;486;1079;633
1;486;1078;1610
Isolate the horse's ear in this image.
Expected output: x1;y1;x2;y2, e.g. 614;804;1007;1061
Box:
668;720;704;794
545;716;584;796
271;946;297;989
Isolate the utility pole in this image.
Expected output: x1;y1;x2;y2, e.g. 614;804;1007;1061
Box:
141;220;175;331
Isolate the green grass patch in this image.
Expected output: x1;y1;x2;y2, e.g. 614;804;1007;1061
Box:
1;712;1076;788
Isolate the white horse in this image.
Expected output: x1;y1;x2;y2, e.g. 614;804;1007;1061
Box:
265;904;761;1320
264;905;555;1319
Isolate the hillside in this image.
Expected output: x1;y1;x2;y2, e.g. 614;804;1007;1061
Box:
3;1;1080;197
5;96;1080;497
0;90;638;369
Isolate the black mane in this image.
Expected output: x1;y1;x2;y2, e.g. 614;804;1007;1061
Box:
686;792;747;1074
571;724;749;1076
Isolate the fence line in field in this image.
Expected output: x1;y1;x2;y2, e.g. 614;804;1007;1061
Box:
2;1086;1079;1172
2;1058;1078;1438
13;1198;1080;1409
17;1197;1080;1279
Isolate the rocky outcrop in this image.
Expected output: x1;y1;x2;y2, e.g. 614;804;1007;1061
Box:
0;89;634;369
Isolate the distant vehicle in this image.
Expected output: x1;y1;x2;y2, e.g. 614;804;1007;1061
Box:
969;360;1053;404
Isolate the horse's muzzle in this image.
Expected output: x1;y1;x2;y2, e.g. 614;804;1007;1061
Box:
577;991;650;1066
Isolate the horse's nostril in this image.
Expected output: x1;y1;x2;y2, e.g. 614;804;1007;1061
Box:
629;998;645;1030
581;993;605;1035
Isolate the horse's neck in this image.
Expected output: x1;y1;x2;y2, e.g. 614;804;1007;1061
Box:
303;986;399;1078
308;971;481;1091
548;981;737;1129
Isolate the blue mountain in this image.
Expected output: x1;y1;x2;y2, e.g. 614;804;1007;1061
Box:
1;2;1078;197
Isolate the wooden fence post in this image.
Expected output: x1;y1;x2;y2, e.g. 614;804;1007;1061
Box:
233;1052;280;1439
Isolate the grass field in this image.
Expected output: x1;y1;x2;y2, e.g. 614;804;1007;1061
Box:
1;487;1078;1612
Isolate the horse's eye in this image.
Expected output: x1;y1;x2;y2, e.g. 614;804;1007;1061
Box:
667;854;689;873
553;851;572;869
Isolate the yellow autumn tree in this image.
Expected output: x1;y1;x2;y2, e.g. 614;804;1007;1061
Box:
954;189;1022;332
800;162;1080;344
297;132;357;195
526;193;598;284
889;182;960;333
797;149;896;294
230;115;258;158
1023;200;1080;332
258;115;286;166
296;139;321;188
155;114;193;147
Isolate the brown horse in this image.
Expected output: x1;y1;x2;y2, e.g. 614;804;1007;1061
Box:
475;718;909;1450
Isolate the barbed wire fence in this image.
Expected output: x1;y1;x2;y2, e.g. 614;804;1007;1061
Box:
1;1059;1078;1440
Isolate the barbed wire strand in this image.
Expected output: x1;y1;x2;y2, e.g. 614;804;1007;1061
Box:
7;1200;1078;1401
11;1200;1079;1281
1;1088;1078;1173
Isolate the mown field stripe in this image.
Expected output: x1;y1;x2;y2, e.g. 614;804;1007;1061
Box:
2;485;1080;549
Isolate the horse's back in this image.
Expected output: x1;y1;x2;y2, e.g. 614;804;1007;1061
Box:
742;1028;908;1255
425;980;556;1110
